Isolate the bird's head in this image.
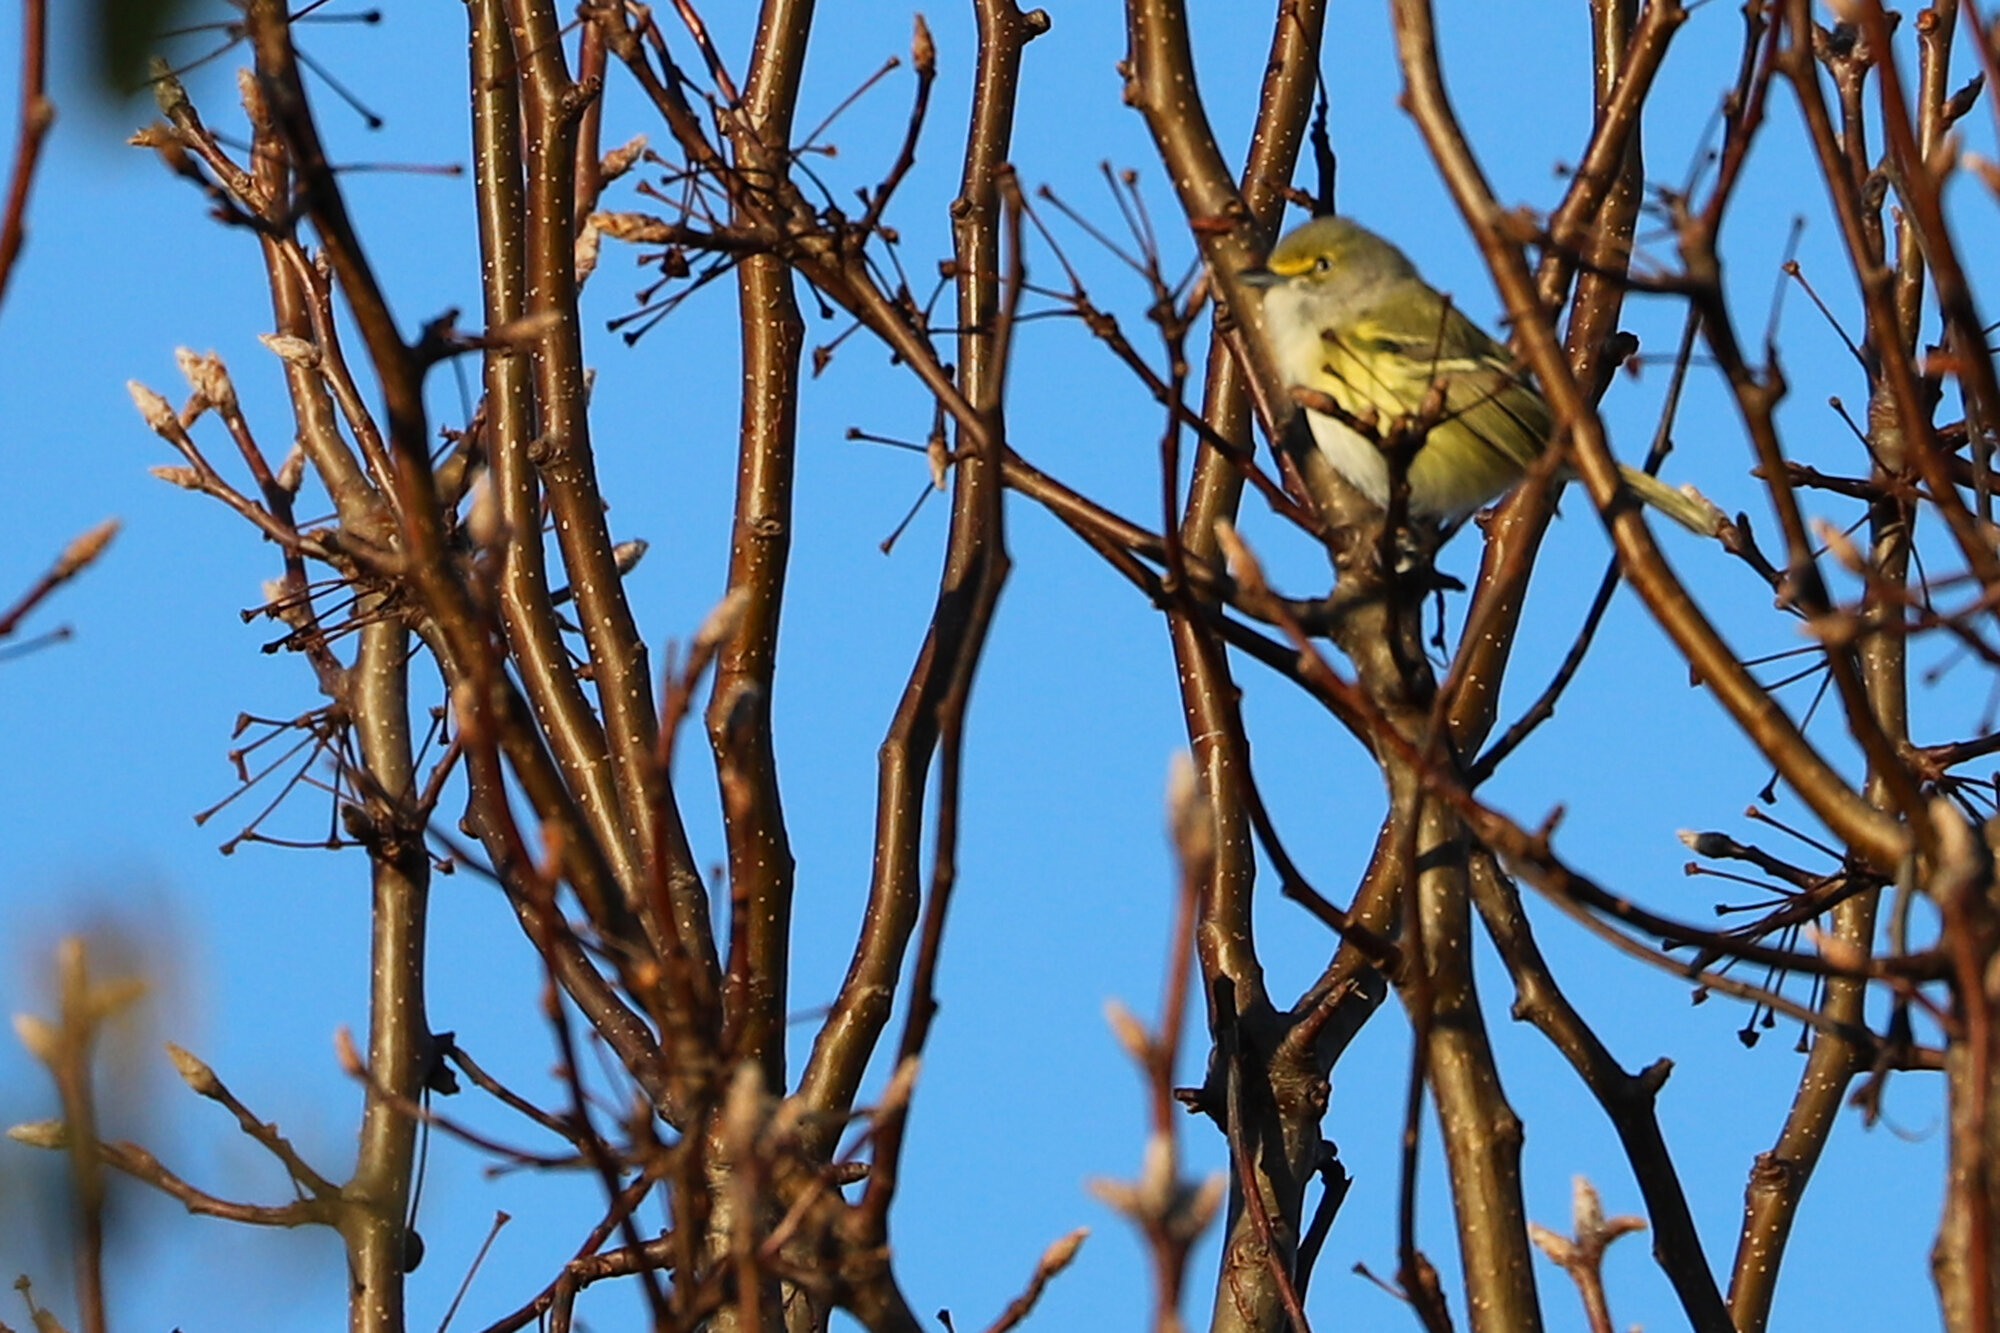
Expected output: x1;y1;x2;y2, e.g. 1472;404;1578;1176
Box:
1239;216;1415;293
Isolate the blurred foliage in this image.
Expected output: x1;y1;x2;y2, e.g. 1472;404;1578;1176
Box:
89;0;199;97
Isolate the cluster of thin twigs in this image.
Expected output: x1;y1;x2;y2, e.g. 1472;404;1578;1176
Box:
13;1;2000;1332
14;2;1078;1332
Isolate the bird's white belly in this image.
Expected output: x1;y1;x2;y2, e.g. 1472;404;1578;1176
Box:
1301;409;1392;510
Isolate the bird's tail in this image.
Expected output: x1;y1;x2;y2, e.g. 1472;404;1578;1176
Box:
1616;464;1726;536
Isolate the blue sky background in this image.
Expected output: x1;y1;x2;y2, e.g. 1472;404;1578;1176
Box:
0;2;1974;1330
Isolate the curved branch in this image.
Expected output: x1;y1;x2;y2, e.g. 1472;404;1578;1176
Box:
1468;852;1732;1333
797;0;1035;1149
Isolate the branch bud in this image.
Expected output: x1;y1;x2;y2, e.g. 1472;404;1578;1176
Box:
127;380;179;435
166;1041;222;1097
1137;1130;1174;1209
6;1120;68;1149
590;211;673;244
1038;1227;1087;1274
12;1013;57;1062
599;134;647;182
88;975;146;1025
1812;517;1865;574
1677;829;1736;858
926;430;949;491
333;1025;364;1076
574;220;602;286
612;538;649;576
148;465;202;491
176;347;238;415
276;444;306;496
694;587;751;654
1166;750;1213;869
258;333;321;369
1102;998;1149;1063
54;520;120;580
1570;1173;1604;1234
236;66;268;126
1675;483;1728;538
1527;1220;1573;1266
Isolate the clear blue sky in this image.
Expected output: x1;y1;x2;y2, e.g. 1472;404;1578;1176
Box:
0;2;1964;1330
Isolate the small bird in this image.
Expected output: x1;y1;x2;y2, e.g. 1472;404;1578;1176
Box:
1240;214;1719;534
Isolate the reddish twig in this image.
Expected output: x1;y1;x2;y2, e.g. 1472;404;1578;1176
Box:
0;0;51;313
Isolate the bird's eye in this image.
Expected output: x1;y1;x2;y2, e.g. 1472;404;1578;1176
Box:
1313;256;1331;272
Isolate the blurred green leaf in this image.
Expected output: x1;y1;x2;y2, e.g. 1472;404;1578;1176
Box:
90;0;200;95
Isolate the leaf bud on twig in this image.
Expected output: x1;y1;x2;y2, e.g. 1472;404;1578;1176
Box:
127;380;179;435
12;1012;58;1062
258;333;321;369
148;465;202;491
166;1041;223;1098
275;444;305;496
53;520;120;581
599;134;647;182
5;1120;68;1150
1101;998;1149;1063
694;587;751;654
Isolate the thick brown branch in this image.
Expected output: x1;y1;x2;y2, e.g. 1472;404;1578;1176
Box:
709;0;815;1091
345;618;430;1332
506;0;683;919
468;0;661;941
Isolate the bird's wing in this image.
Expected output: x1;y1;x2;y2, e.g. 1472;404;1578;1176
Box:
1319;296;1550;473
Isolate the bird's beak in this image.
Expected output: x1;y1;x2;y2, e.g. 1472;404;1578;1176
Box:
1238;265;1279;289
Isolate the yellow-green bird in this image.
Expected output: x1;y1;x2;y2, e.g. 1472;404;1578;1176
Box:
1241;215;1719;534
